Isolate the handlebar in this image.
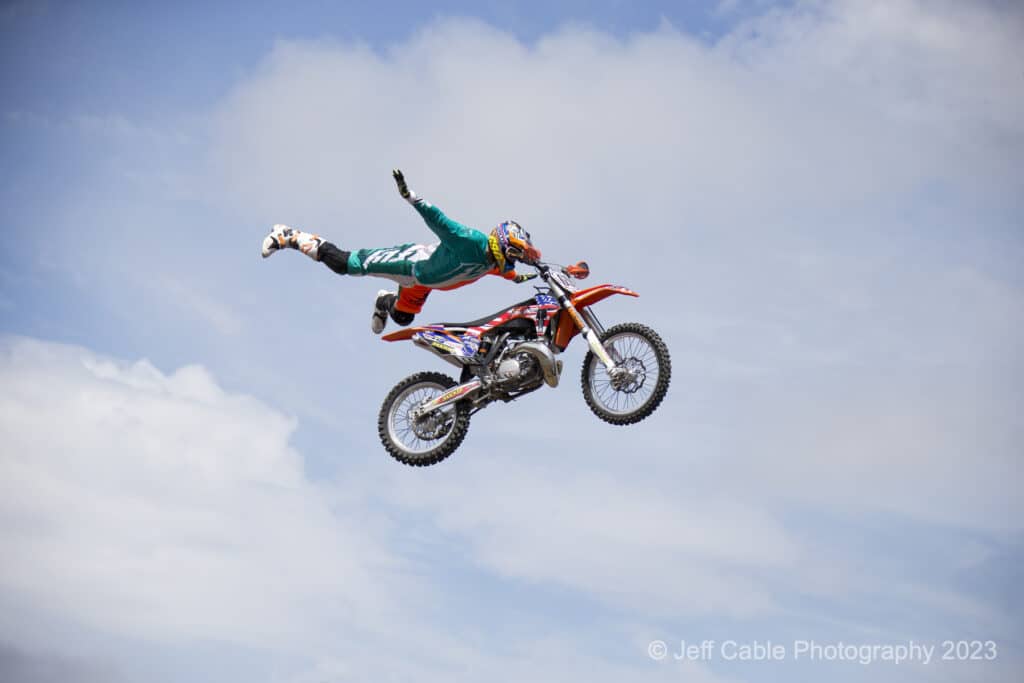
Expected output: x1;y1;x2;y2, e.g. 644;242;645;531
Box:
532;260;589;280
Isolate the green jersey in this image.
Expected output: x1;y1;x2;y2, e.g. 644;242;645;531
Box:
346;199;502;288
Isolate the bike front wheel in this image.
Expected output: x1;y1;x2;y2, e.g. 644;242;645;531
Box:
581;323;671;425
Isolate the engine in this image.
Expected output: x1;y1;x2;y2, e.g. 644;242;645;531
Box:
491;344;545;390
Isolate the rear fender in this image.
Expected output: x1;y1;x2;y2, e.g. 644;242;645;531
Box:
381;326;447;342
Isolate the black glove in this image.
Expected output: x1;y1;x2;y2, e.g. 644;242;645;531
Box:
392;169;417;203
514;273;538;284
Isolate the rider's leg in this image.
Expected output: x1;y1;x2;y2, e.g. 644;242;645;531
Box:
393;285;431;324
371;285;430;333
318;242;351;275
351;245;429;333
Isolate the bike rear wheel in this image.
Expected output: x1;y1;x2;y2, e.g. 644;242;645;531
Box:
378;371;471;466
581;323;671;425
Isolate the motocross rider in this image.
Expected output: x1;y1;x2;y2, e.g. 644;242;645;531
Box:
262;170;542;333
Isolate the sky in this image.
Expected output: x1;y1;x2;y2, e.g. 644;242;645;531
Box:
0;0;1022;681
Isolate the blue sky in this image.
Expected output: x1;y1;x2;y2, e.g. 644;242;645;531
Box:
1;1;1022;682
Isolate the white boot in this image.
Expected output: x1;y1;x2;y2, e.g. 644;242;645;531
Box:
261;224;323;260
371;290;396;334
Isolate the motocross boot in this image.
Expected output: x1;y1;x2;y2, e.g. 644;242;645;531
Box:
372;290;397;334
261;224;323;260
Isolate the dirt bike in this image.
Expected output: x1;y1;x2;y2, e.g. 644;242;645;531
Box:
377;260;671;465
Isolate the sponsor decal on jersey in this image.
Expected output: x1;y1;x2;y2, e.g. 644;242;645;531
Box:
364;244;436;265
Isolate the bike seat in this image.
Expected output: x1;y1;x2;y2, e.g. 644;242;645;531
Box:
434;299;537;329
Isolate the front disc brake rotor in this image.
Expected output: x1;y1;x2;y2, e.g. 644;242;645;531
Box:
610;357;647;394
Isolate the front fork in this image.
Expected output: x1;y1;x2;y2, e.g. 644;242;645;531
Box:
567;304;620;371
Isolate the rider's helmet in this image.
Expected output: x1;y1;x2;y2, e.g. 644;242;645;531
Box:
489;220;541;271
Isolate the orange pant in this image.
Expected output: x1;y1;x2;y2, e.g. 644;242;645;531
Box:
393;277;482;315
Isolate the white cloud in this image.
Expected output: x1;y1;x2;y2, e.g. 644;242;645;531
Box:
187;0;1023;633
206;12;1020;671
6;1;1023;680
196;5;1022;491
380;458;801;618
0;336;395;647
155;275;246;337
0;335;739;683
206;1;1022;241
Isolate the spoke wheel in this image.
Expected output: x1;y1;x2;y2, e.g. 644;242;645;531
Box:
378;372;471;466
581;323;671;425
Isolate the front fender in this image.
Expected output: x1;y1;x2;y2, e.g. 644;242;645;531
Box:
553;284;638;349
570;284;639;309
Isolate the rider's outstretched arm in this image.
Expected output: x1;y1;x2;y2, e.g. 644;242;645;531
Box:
392;169;473;243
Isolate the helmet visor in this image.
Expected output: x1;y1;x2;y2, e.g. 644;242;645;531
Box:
506;244;541;264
